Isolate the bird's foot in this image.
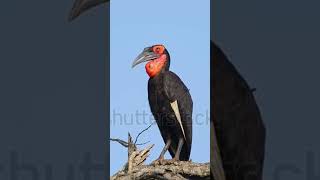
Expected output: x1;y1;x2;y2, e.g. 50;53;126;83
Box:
151;158;181;166
151;157;165;166
164;158;180;165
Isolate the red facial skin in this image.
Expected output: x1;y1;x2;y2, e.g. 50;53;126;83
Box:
145;54;167;77
145;45;167;78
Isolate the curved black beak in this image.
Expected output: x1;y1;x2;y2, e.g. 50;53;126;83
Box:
132;48;160;68
68;0;109;21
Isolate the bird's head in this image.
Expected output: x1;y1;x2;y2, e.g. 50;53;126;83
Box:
132;44;170;78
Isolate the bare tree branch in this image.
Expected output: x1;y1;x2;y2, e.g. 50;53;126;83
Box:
110;138;129;147
111;161;210;180
110;123;210;179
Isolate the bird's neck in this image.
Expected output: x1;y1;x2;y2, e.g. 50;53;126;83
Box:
145;54;168;78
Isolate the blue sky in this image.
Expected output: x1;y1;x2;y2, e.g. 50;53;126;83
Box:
110;0;210;174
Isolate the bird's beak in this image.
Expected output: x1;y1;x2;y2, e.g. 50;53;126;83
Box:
68;0;108;21
132;48;159;68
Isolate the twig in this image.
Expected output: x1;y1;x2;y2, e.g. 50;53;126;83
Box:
134;121;156;145
109;138;129;147
135;141;150;146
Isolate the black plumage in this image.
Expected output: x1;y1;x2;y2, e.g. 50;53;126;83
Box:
148;70;193;161
212;41;266;180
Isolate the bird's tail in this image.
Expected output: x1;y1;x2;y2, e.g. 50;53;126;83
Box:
179;141;191;161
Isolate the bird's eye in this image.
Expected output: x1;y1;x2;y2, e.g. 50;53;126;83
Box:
153;46;164;54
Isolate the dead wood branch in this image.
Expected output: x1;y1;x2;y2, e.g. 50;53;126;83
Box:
110;124;210;179
111;161;210;180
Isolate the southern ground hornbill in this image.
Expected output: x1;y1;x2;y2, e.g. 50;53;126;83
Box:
132;45;193;162
68;1;266;179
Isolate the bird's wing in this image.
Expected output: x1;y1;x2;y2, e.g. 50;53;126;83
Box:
162;71;193;148
170;100;186;140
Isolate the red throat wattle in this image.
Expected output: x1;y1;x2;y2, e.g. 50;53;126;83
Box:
145;54;167;78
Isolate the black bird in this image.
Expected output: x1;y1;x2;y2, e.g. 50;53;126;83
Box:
69;0;108;21
132;45;193;161
212;41;266;180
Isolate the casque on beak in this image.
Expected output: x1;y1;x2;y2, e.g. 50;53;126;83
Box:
132;47;160;68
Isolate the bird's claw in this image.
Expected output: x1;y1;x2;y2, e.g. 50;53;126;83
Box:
151;158;180;166
151;157;165;165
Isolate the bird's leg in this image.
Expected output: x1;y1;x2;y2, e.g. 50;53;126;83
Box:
163;138;184;165
152;139;171;165
173;138;184;161
159;139;171;159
